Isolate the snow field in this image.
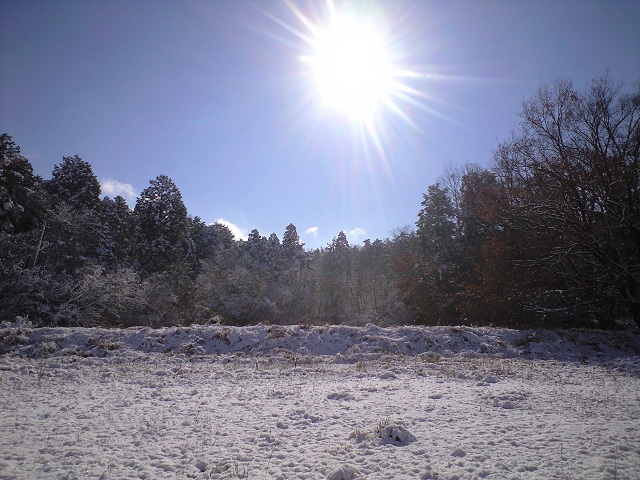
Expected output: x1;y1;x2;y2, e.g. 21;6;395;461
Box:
1;350;639;479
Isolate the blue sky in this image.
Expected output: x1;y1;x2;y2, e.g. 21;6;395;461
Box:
1;0;639;249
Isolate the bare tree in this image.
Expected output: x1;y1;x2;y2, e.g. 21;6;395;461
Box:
493;74;640;326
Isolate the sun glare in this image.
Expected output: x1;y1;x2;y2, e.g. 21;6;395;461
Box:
260;0;437;158
306;15;394;121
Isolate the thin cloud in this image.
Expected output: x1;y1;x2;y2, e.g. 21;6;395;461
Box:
304;226;319;238
100;178;137;202
216;218;249;241
347;227;366;242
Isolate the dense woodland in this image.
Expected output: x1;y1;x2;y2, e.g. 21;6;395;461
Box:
2;75;639;329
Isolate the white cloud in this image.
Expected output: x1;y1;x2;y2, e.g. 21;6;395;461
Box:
347;227;367;242
216;218;249;241
100;178;137;202
304;226;319;238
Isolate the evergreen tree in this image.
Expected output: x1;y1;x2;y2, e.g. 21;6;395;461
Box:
100;195;134;269
456;169;499;294
243;229;268;271
133;175;188;274
272;224;312;322
192;222;241;322
31;154;104;273
282;223;304;260
209;222;237;267
410;183;459;324
47;155;101;210
317;231;354;322
416;183;456;255
263;232;283;278
0;134;44;234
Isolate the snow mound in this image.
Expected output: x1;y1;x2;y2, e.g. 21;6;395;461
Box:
1;320;639;366
379;425;417;446
327;464;359;480
451;447;467;457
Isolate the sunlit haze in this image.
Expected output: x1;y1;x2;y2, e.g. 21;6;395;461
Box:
1;0;638;248
305;12;394;120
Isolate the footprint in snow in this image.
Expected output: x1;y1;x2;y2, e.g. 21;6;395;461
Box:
327;392;356;401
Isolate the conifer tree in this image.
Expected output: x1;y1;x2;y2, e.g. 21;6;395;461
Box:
411;183;459;324
47;155;101;210
41;155;103;272
282;223;304;259
0;134;43;234
100;195;134;269
133;175;188;274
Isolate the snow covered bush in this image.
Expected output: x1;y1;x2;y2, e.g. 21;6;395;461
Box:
378;424;417;446
0;264;62;326
79;267;152;327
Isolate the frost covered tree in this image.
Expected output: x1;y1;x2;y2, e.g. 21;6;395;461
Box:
354;239;389;322
243;229;268;269
206;222;237;268
27;156;106;273
282;223;304;261
186;216;214;275
410;183;460;324
133;175;188;275
217;229;279;324
47;155;101;211
187;217;240;278
192;222;239;319
100;195;134;269
316;231;354;322
276;223;313;321
37;204;100;273
0;134;44;234
266;232;283;273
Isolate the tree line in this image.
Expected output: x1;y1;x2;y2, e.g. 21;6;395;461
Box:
1;74;638;329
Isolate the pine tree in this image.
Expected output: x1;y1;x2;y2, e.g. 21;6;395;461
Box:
317;231;354;323
282;223;304;259
133;175;188;274
187;217;239;277
243;229;268;271
266;232;283;275
0;134;43;234
100;195;134;269
37;156;104;273
416;183;455;256
47;155;101;210
208;222;237;267
410;183;459;324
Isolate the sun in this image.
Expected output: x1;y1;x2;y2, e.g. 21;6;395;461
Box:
261;0;435;154
304;14;394;121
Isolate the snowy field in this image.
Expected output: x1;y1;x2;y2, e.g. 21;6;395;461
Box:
1;322;639;480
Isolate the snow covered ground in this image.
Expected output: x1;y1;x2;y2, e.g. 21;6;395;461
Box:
1;322;639;479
